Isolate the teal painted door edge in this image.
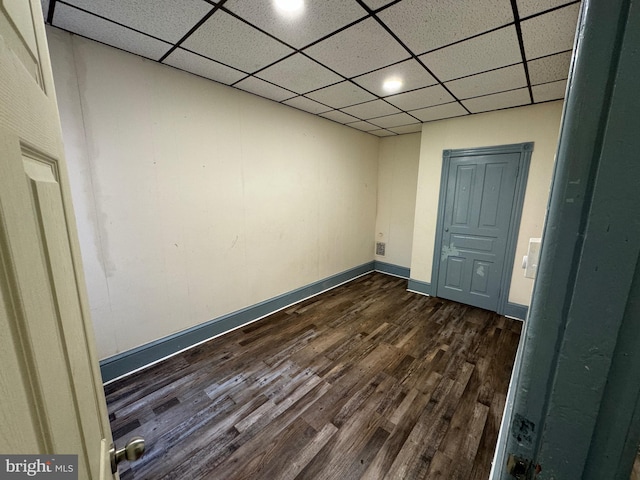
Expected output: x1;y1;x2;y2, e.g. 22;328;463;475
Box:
493;1;640;478
100;261;375;383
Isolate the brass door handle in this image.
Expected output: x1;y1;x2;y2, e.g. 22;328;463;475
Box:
110;436;145;474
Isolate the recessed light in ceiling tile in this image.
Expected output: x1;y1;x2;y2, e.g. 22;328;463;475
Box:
62;0;213;43
235;76;297;102
273;0;304;16
369;112;418;129
353;59;437;97
304;17;410;78
378;0;513;55
521;3;580;60
164;48;246;85
410;102;468;122
462;88;531;113
528;51;572;85
257;54;342;94
445;64;527;100
283;96;332;114
341;100;400;119
532;80;567;102
53;3;171;60
517;0;576;19
382;78;403;94
182;10;294;73
225;0;366;49
306;81;376;109
419;26;522;82
385;84;454;111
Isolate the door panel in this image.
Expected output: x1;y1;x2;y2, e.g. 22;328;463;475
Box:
0;1;115;478
437;152;520;311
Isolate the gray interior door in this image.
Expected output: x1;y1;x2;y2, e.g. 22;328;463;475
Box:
437;152;520;311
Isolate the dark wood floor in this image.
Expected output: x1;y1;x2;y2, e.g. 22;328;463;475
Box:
105;272;521;480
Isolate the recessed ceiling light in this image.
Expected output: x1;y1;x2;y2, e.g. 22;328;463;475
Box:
274;0;304;16
382;77;403;93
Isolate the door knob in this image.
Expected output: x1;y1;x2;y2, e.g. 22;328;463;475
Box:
445;227;449;232
110;436;145;474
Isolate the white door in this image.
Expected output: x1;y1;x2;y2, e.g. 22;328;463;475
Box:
0;1;115;478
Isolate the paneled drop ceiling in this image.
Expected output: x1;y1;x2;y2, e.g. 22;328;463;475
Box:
41;0;581;136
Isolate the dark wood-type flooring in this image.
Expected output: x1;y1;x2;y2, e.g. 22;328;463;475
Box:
105;272;521;479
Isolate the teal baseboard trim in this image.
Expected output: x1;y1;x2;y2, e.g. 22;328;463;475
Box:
100;261;375;383
407;278;431;296
374;260;410;279
504;302;528;320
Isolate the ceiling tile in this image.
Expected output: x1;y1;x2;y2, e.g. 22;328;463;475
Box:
319;110;360;124
62;0;213;43
369;113;419;129
53;4;171;60
341;100;400;119
41;0;49;17
378;0;513;55
517;0;577;19
528;51;572;84
353;59;437;97
361;0;397;11
410;102;468;122
385;84;455;111
521;3;580;60
257;54;342;94
182;10;294;73
164;48;245;85
420;26;522;81
224;0;366;49
462;88;531;113
306;81;376;109
532;80;567;102
283;96;332;114
445;64;527;99
346;121;380;132
304;18;410;78
234;76;296;102
369;129;397;137
389;123;423;135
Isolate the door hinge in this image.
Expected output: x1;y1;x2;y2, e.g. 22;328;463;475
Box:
507;454;541;479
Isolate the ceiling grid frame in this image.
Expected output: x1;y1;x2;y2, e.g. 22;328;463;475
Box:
43;0;581;136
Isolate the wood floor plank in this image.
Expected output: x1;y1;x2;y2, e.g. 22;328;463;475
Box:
105;272;521;479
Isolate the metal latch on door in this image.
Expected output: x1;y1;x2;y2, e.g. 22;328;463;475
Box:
110;436;145;474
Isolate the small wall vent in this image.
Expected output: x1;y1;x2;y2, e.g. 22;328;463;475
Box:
376;242;386;256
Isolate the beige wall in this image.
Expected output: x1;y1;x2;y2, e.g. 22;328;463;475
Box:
410;102;564;306
47;29;379;360
374;133;421;269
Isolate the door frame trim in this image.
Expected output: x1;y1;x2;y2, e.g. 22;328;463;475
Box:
430;142;533;315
